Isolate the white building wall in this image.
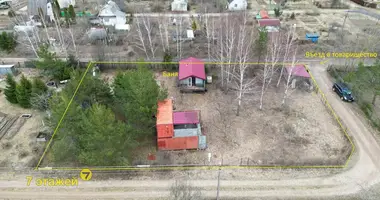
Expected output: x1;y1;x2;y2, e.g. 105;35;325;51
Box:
171;1;187;11
228;0;247;10
102;16;117;26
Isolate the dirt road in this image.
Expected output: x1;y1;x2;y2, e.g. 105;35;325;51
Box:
1;62;380;199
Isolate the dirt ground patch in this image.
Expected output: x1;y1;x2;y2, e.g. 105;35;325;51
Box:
144;70;351;166
0;71;46;169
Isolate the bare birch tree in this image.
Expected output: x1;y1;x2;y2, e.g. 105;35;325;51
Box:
259;32;282;110
141;15;157;59
282;46;298;105
277;24;297;87
223;13;257;116
134;16;149;59
133;15;159;59
11;14;40;57
213;14;236;92
158;15;170;52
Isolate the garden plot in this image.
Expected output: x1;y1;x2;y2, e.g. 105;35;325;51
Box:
151;71;351;166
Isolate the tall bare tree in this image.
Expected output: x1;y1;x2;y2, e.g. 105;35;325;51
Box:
223;13;257;116
282;46;298;105
158;14;170;52
133;15;158;59
277;24;297;87
213;14;236;91
259;32;282;110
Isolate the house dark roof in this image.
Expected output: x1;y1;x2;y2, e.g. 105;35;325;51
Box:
178;57;206;80
258;19;281;27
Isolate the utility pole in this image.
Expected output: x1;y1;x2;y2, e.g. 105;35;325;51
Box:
216;157;223;200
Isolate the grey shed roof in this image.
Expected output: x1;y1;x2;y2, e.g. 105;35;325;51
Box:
87;28;107;40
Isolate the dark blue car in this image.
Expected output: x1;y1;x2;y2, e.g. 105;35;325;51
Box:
332;82;354;102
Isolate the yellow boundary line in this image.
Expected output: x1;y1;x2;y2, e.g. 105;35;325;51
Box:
34;62;94;170
94;61;303;65
303;64;355;167
34;62;355;171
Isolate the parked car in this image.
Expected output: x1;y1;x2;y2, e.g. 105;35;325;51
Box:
332;82;354;102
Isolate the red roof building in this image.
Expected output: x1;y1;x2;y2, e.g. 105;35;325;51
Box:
173;111;200;125
258;19;281;27
156;99;174;138
286;65;311;78
178;57;206;80
178;57;207;92
259;10;269;19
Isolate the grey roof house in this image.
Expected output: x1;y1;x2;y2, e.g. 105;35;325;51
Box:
228;0;247;10
98;1;126;26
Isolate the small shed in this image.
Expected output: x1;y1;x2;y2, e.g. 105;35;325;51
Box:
178;57;206;92
173;111;201;138
258;19;281;32
259;10;269;19
285;65;313;90
171;0;188;11
305;33;319;43
0;64;16;75
87;27;108;41
258;19;280;27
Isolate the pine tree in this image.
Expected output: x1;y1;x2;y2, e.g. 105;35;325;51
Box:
0;32;6;50
4;73;18;104
63;8;70;25
16;75;32;108
0;32;17;53
191;20;197;31
32;78;48;95
68;5;76;23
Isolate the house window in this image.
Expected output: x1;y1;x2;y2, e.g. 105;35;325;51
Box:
104;18;109;22
235;4;237;7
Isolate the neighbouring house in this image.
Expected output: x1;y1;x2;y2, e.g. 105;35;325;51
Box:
228;0;248;11
28;0;49;17
305;33;319;43
256;9;269;19
285;64;313;91
172;30;194;42
0;0;11;9
0;64;16;76
156;99;206;151
98;0;126;26
58;0;75;8
258;19;281;32
171;0;188;11
177;57;207;93
28;0;73;21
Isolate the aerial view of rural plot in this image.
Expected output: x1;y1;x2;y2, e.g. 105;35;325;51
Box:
2;0;380;198
28;58;351;168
